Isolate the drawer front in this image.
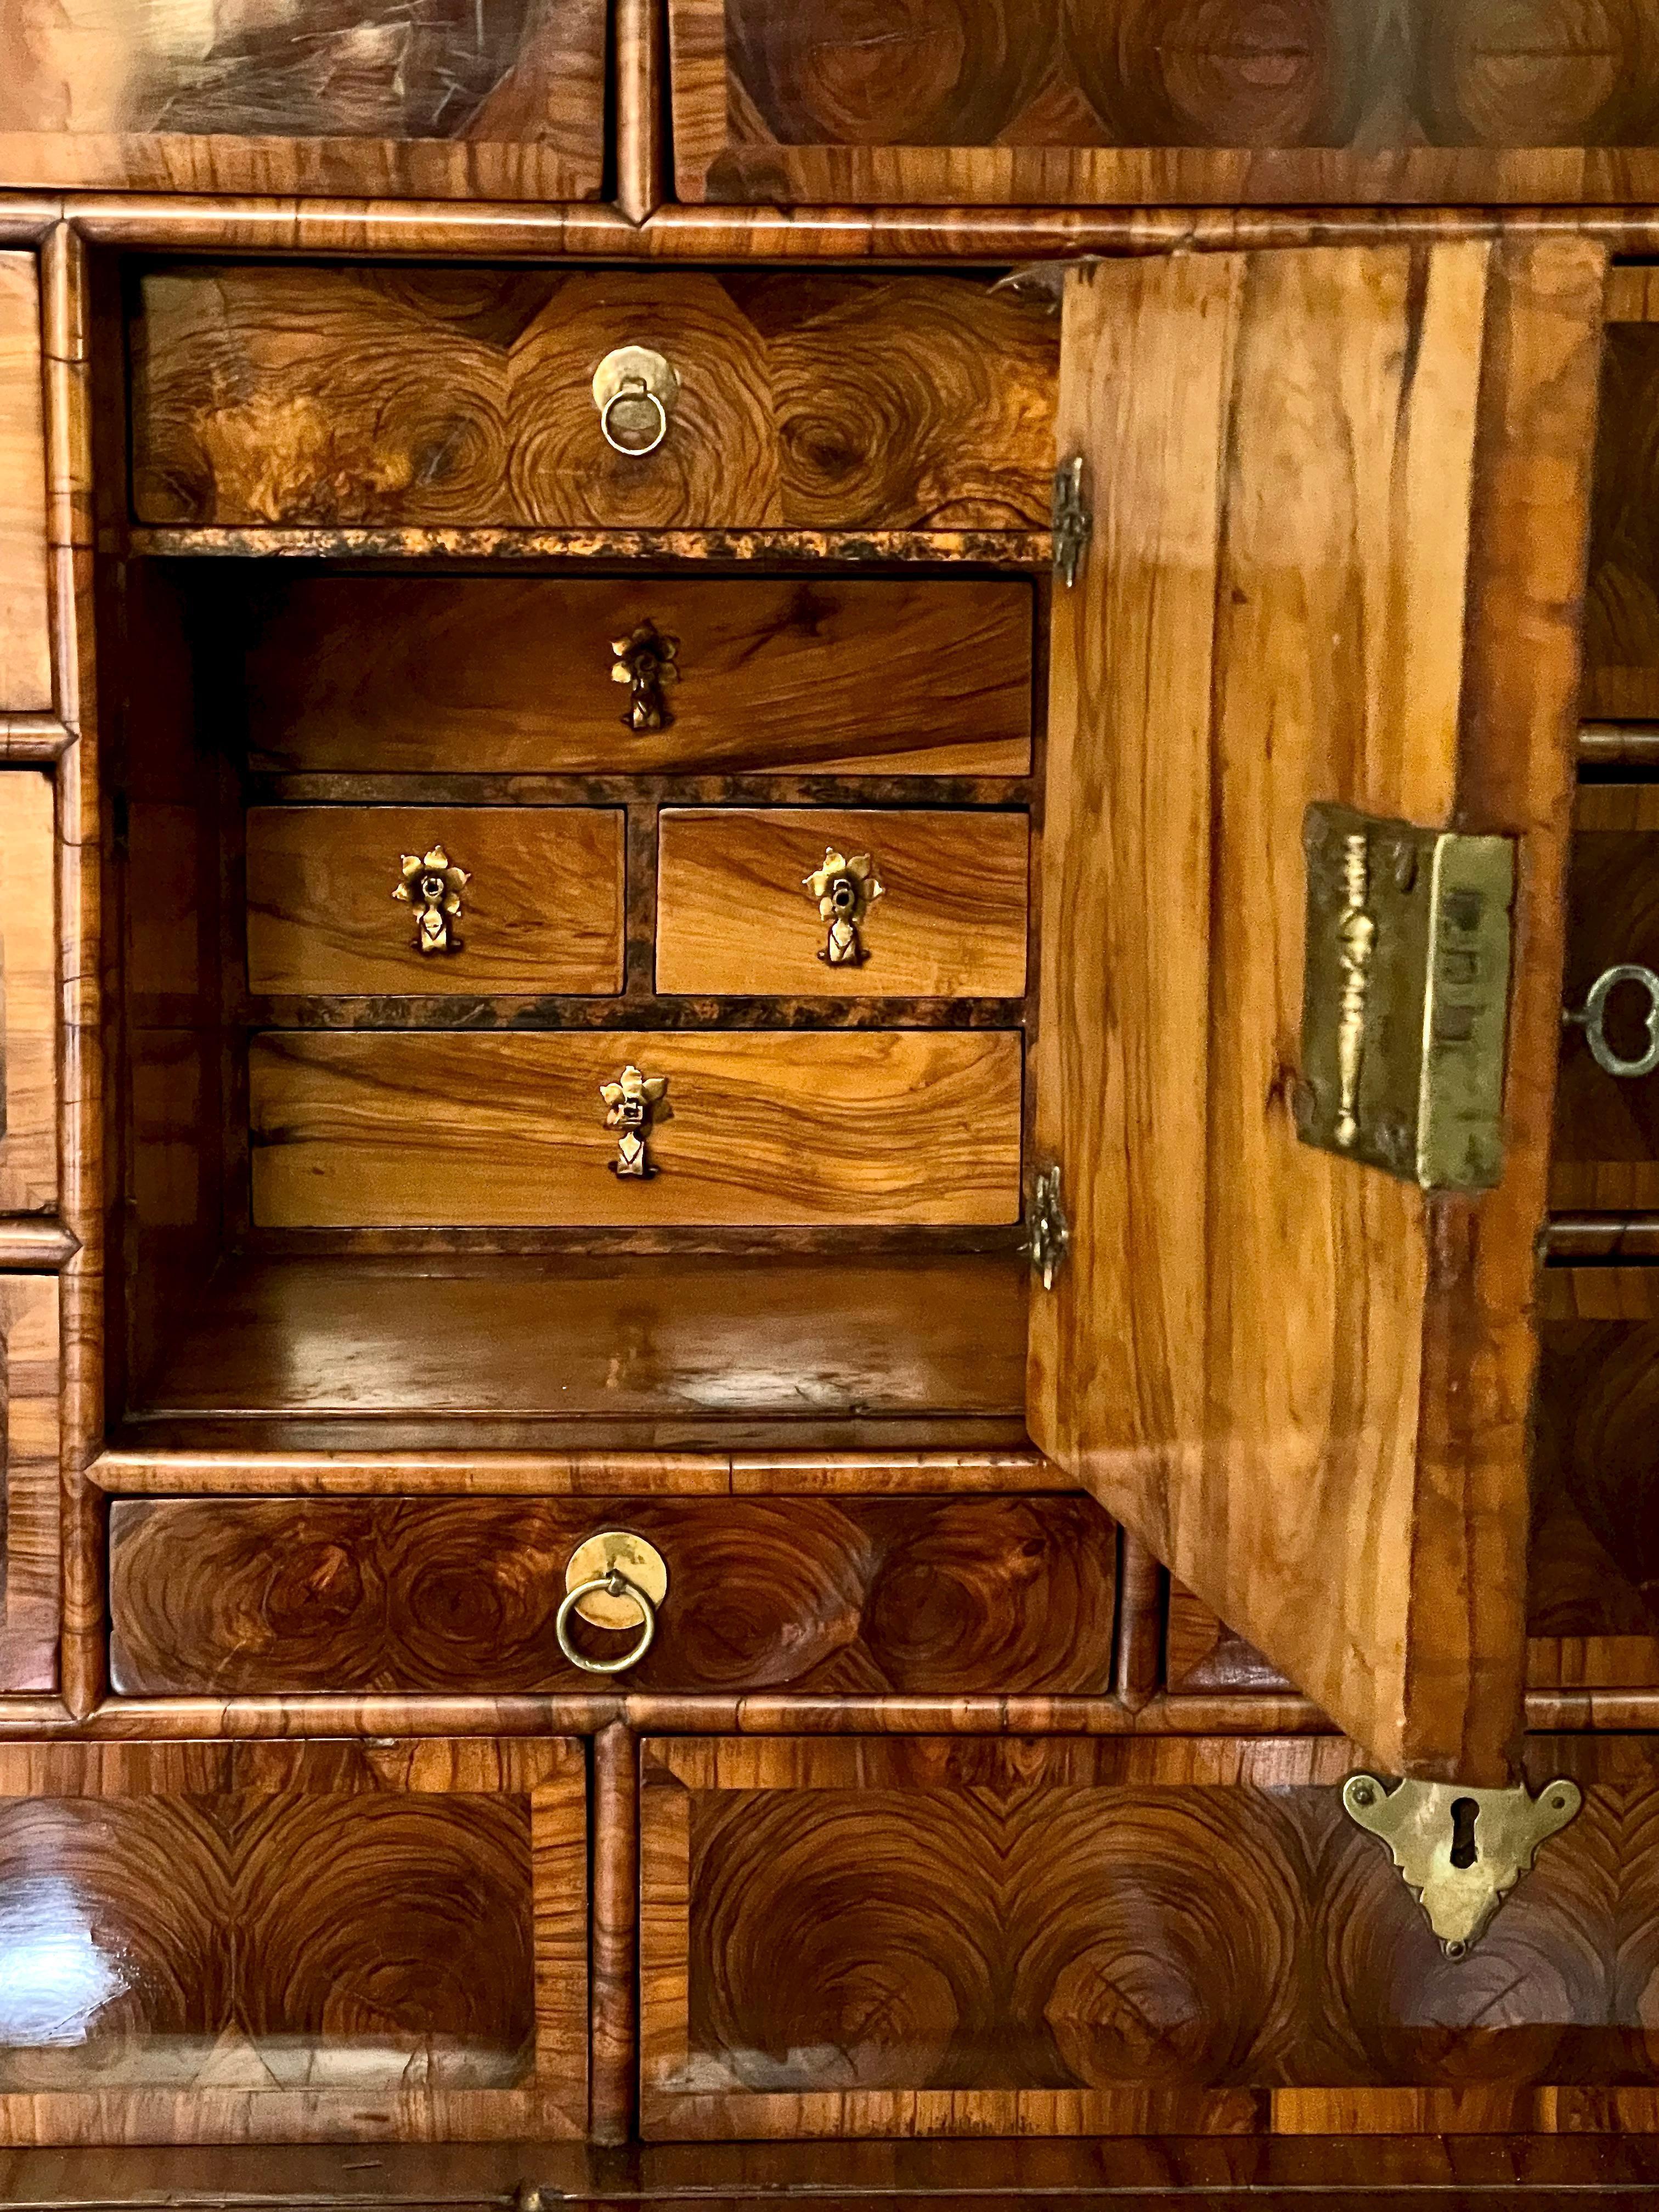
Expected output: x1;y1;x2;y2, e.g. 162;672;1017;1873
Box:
249;1029;1023;1228
0;258;49;709
0;1276;58;1691
1165;1581;1290;1698
0;1740;585;2141
1554;786;1659;1207
0;3;608;202
657;809;1029;997
0;770;55;1212
242;575;1034;780
109;1493;1115;1698
131;267;1058;532
246;806;625;997
640;1734;1654;2140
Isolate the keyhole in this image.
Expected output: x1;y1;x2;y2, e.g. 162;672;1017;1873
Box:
1448;1796;1480;1869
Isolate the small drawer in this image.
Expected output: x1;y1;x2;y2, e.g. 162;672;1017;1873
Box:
249;1028;1023;1228
109;1493;1116;1698
245;805;625;997
131;266;1058;532
1554;783;1659;1208
243;575;1032;781
657;808;1028;997
0;770;55;1214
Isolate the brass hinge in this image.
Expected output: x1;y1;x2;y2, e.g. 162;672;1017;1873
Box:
1295;802;1515;1193
1342;1774;1581;1957
1027;1164;1069;1291
1052;455;1091;589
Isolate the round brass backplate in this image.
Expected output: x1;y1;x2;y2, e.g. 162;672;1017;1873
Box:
591;343;680;414
564;1530;669;1630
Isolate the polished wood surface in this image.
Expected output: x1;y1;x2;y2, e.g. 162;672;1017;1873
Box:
0;1274;59;1692
640;1732;1659;2141
1553;785;1659;1208
1584;315;1659;720
246;805;625;997
0;257;48;710
0;1;607;201
129;1254;1029;1433
0;770;55;1214
249;1029;1024;1228
107;1493;1115;1698
1028;240;1604;1784
668;0;1659;207
0;1737;585;2142
238;574;1034;780
130;268;1059;532
656;809;1028;998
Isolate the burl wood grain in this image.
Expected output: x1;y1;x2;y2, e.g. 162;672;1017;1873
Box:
640;1732;1659;2142
0;0;608;201
1553;786;1659;1209
238;574;1034;780
1028;240;1606;1784
129;268;1059;533
0;1275;59;1692
669;0;1659;205
129;1254;1029;1434
0;771;55;1214
656;809;1028;998
249;1029;1023;1229
245;806;625;998
107;1493;1114;1697
0;1739;585;2143
0;261;48;712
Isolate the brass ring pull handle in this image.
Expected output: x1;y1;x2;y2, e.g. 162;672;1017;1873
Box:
1564;963;1659;1078
592;344;679;458
555;1569;658;1675
600;380;668;456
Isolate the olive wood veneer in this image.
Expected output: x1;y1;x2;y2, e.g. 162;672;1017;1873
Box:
0;1738;587;2142
640;1733;1659;2141
129;268;1059;533
0;770;57;1215
105;1493;1116;1699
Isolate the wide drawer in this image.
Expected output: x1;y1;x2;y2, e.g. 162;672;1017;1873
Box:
639;1733;1659;2140
1554;783;1659;1208
245;805;625;997
249;1029;1023;1227
131;267;1058;532
108;1493;1114;1698
241;575;1033;780
657;808;1029;997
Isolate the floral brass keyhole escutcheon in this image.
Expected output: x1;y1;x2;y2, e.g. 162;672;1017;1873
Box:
392;843;470;955
612;619;680;731
601;1063;668;1179
804;848;883;967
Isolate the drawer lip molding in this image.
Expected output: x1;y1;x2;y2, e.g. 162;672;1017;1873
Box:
249;1029;1024;1230
245;805;627;998
656;807;1030;998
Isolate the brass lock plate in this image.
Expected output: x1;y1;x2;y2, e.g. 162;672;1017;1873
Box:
1296;802;1515;1192
565;1530;669;1630
1342;1773;1581;1956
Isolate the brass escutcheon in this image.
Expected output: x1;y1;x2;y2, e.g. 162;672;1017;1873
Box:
557;1531;669;1676
804;847;883;967
601;1062;668;1178
392;842;470;955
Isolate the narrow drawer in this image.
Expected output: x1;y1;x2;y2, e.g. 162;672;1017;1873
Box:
109;1493;1115;1698
657;808;1028;997
249;1029;1023;1228
0;1740;586;2137
0;771;54;1212
245;805;625;997
242;575;1033;780
1554;783;1659;1207
0;1277;58;1691
131;267;1058;532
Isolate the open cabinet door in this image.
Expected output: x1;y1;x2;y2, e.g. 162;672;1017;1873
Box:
1029;240;1607;1784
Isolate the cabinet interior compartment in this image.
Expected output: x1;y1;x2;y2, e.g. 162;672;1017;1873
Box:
106;556;1042;1452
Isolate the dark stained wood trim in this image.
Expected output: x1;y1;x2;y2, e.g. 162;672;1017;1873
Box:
126;527;1053;566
